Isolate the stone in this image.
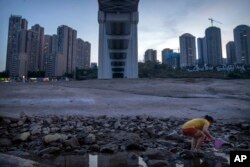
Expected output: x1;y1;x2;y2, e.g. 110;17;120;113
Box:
10;123;17;128
0;138;12;147
39;147;61;155
114;120;121;129
143;149;166;160
61;125;72;132
179;150;204;159
100;144;118;153
147;160;169;167
164;131;183;142
45;118;53;124
50;127;60;133
17;120;24;126
156;139;177;147
0;153;48;167
89;144;100;152
3;119;11;124
42;127;50;134
241;123;249;130
30;125;42;135
43;133;61;144
85;134;96;144
64;136;80;148
19;132;30;141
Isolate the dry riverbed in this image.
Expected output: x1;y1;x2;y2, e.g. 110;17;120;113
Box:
0;78;249;167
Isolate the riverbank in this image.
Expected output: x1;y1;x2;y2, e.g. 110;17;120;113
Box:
0;114;249;167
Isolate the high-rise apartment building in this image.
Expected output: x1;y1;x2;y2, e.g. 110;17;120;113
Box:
76;39;91;69
144;49;157;62
197;37;207;65
205;26;222;66
56;25;77;76
179;33;196;67
83;41;91;69
31;24;44;70
98;0;139;79
44;35;58;76
233;25;250;64
226;41;236;65
6;15;28;77
161;48;173;64
26;30;39;72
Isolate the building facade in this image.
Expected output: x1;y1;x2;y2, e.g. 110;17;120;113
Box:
6;15;28;77
144;49;157;62
205;26;223;66
233;25;250;64
179;33;196;67
98;0;140;79
26;30;39;72
56;25;77;76
31;24;44;71
76;39;91;69
197;37;208;65
226;41;236;65
161;48;173;64
44;35;58;77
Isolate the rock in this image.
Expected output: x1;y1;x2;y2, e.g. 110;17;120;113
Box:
76;122;82;128
43;133;61;143
0;138;12;147
45;118;53;124
145;126;156;138
74;149;87;155
10;123;17;128
89;144;100;152
164;131;183;142
85;134;96;144
50;127;60;133
179;150;204;159
19;132;30;141
17;120;24;126
3;119;11;124
241;123;249;130
61;125;73;132
64;136;80;148
100;144;118;153
39;147;61;155
82;126;94;134
114;121;121;129
0;152;49;167
42;127;50;134
147;160;169;167
30;125;42;135
226;135;237;141
143;149;166;160
156;139;177;147
236;143;249;149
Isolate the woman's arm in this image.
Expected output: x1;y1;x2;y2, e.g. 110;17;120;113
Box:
202;125;215;140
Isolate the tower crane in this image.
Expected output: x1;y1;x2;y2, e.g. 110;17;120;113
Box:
208;18;222;26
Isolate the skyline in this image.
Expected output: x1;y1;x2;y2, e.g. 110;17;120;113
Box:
1;0;250;71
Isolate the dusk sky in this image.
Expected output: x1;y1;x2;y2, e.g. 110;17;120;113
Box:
0;0;250;71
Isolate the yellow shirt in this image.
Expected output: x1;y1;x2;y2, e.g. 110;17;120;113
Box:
182;118;210;130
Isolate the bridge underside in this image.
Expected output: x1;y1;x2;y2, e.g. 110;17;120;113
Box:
98;0;139;79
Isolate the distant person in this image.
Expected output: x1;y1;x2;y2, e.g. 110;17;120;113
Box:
182;115;215;152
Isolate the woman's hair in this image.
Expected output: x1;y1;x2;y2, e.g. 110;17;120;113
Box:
204;115;215;123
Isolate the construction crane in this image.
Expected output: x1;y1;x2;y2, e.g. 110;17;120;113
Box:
208;18;222;26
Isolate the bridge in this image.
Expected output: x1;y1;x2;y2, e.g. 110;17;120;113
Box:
98;0;140;79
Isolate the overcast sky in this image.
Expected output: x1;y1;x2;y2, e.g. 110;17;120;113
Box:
0;0;250;71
